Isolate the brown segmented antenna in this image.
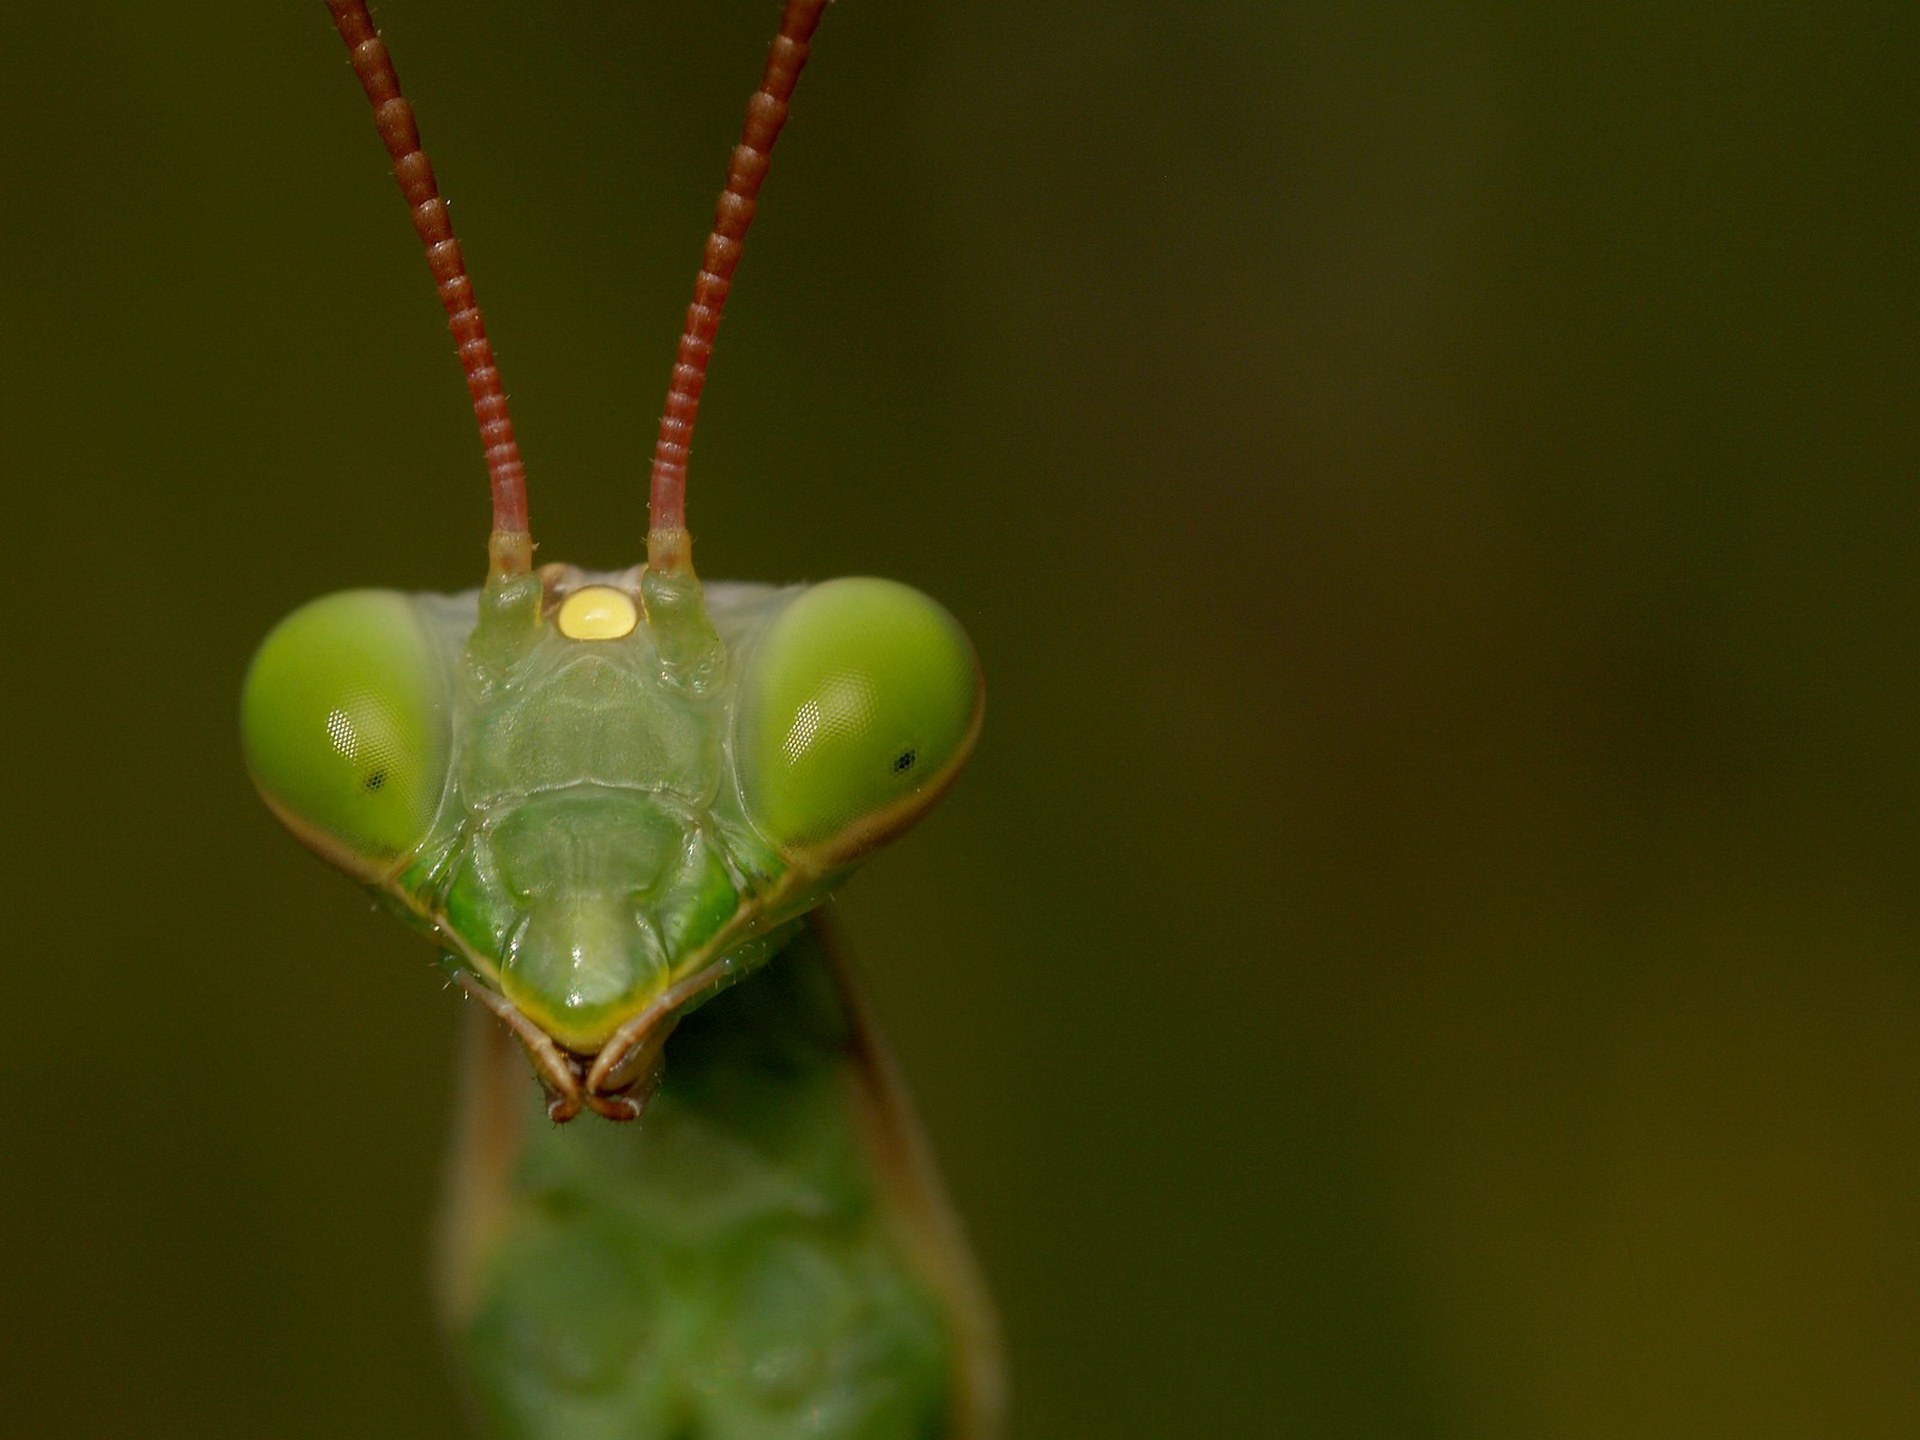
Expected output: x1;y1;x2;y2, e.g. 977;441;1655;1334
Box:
325;0;533;578
648;0;831;574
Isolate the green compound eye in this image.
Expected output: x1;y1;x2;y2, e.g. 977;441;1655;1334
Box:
241;590;451;875
735;577;982;866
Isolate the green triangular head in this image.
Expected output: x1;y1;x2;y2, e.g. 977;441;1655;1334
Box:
242;565;982;1120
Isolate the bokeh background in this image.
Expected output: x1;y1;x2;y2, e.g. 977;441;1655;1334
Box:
4;3;1917;1435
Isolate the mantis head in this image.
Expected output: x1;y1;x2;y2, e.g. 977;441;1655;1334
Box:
241;1;981;1121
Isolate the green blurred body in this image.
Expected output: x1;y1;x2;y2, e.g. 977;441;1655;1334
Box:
447;924;956;1440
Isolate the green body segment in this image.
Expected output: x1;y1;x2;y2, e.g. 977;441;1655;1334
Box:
445;922;978;1439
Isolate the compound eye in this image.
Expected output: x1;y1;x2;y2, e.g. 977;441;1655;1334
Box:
241;590;450;874
735;577;982;865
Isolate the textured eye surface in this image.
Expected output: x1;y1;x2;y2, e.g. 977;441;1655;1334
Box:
735;577;981;863
241;590;450;871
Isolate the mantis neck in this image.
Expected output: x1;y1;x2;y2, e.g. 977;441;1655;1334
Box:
436;920;1002;1439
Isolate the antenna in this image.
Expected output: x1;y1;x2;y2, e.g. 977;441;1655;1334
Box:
325;0;534;578
647;0;831;574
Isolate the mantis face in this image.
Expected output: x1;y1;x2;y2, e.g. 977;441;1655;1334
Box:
243;568;981;1119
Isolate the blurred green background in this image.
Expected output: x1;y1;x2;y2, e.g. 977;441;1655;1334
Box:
3;2;1917;1435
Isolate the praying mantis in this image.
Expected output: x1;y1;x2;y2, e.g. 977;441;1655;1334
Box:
240;3;1004;1436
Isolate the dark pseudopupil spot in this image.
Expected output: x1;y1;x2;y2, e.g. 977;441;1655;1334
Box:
892;748;917;775
363;769;388;792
